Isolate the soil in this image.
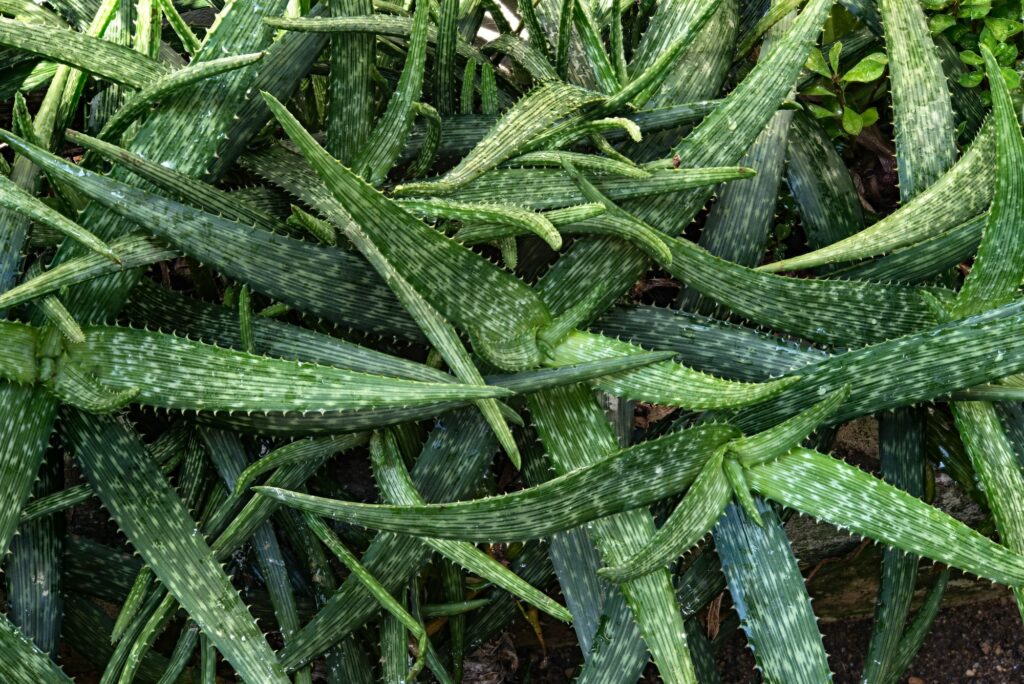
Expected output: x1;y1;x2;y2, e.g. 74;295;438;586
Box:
492;593;1024;683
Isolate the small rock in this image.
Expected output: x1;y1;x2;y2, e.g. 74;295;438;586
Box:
908;677;925;684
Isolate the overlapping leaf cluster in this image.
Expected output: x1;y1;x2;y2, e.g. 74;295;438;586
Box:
0;0;1021;681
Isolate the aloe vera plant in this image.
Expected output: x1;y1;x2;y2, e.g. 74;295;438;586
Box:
1;0;1024;681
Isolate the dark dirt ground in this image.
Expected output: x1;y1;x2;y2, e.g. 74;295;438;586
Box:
491;592;1024;683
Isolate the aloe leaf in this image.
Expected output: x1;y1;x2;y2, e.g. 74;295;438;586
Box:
836;214;983;284
512;150;650;178
96;52;265;145
728;386;849;466
0;235;175;311
398;197;563;249
546;330;798;409
879;0;956;198
555;0;575;79
32;290;85;344
575;589;649;684
56;324;512;412
0;17;169;87
61;411;292;683
862;408;927;684
448;165;754;209
528;385;701;684
124;281;446;383
890;569;950;677
483;33;559;82
230;438;355;504
785;112;864;252
0;128;422;340
0;0;119;295
326;0;373;162
67;130;287;234
0;386;57;559
0;319;38;383
6;456;62;657
260;95;554;371
19;483;92;524
732;300;1024;431
734;0;802;60
265;13;487;65
208;433;370;559
535;0;838;321
263;93;522;464
594;303;827;383
713;499;832;683
276;410;498;670
557;160;673;264
256;422;737;540
157;623;200;684
111;567;155;644
201;429;311;682
434;0;459;115
572;0;618;93
746;447;1024;586
47;361;138;413
395;82;606;195
0;615;73;683
597;448;730;582
759;121;994;272
606;0;724;110
666;234;943;347
48;0;291;327
301;512;451;684
951;45;1024;318
491;350;677;392
370;430;573;621
677;109;791;311
351;0;429;185
952;401;1024;617
116;592;178;684
628;0;737;109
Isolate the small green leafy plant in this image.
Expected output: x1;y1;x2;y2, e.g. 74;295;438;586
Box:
0;0;1021;682
802;41;887;136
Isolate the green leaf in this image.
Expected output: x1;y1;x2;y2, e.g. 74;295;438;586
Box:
95;52;265;146
841;51;888;82
596;447;730;581
262;93;523;464
959;70;985;87
746;447;1024;587
546;331;798;409
728;386;849;466
369;430;572;621
960;49;984;66
732;299;1024;431
929;13;957;33
828;41;843;72
714;500;831;683
805;48;831;77
259;96;555;370
61;412;291;684
759;121;994;272
0;235;175;311
952;44;1024;317
351;0;429;185
0;615;73;683
841;106;863;136
55;324;512;413
254;423;739;541
395;82;605;196
0;16;169;88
